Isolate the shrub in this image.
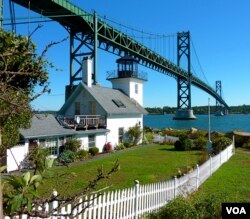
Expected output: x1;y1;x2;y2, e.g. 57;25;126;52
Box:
144;131;154;144
189;130;207;140
89;147;99;156
77;149;88;160
123;142;131;148
192;193;224;219
126;124;142;146
211;131;225;141
28;146;49;172
150;196;197;219
182;139;193;151
174;140;183;151
193;137;207;150
212;137;232;154
64;139;81;152
198;150;209;165
243;141;250;149
178;133;189;142
115;143;126;151
57;150;75;164
174;137;193;151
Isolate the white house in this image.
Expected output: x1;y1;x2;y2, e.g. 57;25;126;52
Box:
58;56;147;149
6;56;147;172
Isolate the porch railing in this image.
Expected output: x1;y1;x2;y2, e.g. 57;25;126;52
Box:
57;115;106;130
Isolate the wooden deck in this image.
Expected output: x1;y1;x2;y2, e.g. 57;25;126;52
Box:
58;115;106;130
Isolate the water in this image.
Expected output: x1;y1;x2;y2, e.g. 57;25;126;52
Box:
143;114;250;133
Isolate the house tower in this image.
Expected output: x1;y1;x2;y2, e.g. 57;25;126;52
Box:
107;56;147;106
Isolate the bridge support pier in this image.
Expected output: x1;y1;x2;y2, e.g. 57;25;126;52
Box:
174;109;196;120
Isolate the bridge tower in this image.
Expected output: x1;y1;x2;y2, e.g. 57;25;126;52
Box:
65;12;99;100
215;80;227;115
173;31;196;120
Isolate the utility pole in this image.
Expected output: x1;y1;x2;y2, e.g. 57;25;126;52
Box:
206;98;212;152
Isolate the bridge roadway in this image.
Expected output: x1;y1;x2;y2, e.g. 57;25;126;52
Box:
12;0;229;108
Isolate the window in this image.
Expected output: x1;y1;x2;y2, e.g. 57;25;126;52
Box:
39;138;57;156
112;99;126;108
89;101;96;115
88;135;95;148
135;84;138;94
46;138;57;156
75;102;80;115
118;127;124;144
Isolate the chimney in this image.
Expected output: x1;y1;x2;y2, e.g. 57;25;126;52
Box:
82;57;92;87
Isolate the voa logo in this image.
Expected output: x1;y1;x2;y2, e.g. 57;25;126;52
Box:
226;207;246;215
222;203;250;218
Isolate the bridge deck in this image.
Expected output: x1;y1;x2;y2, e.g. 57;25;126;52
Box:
12;0;229;108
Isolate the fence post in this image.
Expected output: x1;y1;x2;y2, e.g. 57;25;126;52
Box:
51;190;58;219
134;180;139;219
233;135;235;154
220;150;222;165
174;176;177;198
227;145;229;160
209;155;212;176
196;164;199;189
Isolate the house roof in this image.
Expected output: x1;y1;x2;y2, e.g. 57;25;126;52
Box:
20;114;108;139
59;82;148;115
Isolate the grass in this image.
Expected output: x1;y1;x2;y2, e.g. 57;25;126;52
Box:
197;147;250;202
40;144;202;197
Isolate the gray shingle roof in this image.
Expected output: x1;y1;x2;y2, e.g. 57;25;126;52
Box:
20;114;76;139
59;82;147;115
20;114;108;139
83;83;148;115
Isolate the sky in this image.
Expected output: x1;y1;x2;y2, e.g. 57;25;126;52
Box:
2;0;250;111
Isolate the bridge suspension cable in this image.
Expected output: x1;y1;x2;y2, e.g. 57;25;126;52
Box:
190;37;210;87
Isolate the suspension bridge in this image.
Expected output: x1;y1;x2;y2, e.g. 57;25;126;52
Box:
8;0;228;119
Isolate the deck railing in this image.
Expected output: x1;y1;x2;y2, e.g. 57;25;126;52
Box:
57;115;107;130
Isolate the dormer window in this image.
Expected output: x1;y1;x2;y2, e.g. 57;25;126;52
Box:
112;99;126;108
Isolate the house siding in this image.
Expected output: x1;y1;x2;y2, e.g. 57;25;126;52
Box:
106;114;143;148
111;78;144;105
77;133;107;152
64;90;106;117
7;142;29;172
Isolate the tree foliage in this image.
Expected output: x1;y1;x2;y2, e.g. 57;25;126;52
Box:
0;29;52;156
0;29;66;217
0;29;120;218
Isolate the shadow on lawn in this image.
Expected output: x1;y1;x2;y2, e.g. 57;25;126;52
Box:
158;147;176;152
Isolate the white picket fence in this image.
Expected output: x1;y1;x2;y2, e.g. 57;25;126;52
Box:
4;143;234;219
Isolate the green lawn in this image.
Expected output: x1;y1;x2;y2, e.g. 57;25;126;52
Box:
40;144;202;197
198;148;250;202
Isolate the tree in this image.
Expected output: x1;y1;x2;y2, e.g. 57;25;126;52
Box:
0;28;62;218
0;29;119;218
0;29;51;155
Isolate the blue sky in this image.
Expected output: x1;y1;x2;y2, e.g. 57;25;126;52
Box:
2;0;250;110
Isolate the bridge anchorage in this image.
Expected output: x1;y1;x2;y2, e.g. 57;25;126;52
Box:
9;0;229;117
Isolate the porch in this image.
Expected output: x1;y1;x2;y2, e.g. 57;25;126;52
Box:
57;115;107;130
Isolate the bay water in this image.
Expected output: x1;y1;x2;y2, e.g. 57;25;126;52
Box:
143;114;250;133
